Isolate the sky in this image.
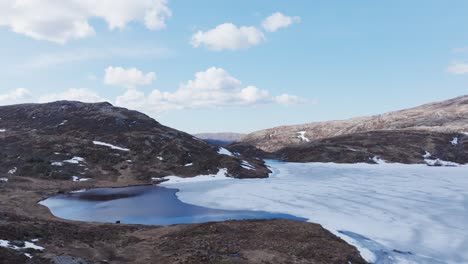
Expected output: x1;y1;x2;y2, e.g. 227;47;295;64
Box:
1;0;468;134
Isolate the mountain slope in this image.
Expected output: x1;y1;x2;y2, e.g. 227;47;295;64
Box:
275;130;468;164
0;101;270;181
242;95;468;152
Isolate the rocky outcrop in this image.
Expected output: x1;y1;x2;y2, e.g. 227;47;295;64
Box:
0;101;270;181
242;95;468;152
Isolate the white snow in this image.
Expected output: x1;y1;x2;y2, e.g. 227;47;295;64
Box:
162;160;468;264
241;160;255;170
422;152;459;167
7;167;17;174
217;147;234;156
93;141;130;152
63;156;84;164
184;163;193;167
0;239;44;258
58;120;68;126
72;176;90;182
371;156;386;164
0;129;5;132
157;156;164;161
423;151;432;159
450;137;459;145
70;189;87;193
297;131;310;142
0;178;8;182
424;158;459;167
51;162;63;166
162;169;230;184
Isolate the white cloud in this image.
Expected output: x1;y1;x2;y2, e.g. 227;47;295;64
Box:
115;67;302;114
190;23;265;51
262;12;301;32
275;94;304;105
447;62;468;75
0;0;171;44
38;88;106;103
104;66;156;88
0;88;31;105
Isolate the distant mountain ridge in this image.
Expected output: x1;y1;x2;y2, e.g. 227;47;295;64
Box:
194;132;245;146
242;95;468;152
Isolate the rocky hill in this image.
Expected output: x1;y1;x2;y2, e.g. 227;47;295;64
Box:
242;95;468;152
0;101;270;182
275;130;468;165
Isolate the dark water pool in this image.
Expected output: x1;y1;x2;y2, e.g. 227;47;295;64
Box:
40;185;305;225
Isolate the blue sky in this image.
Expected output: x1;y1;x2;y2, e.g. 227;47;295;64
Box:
1;0;468;133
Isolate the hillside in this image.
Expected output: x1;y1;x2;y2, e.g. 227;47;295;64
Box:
0;101;270;182
275;130;468;164
242;95;468;152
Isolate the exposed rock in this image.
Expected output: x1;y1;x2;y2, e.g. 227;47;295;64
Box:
242;95;468;152
0;101;270;180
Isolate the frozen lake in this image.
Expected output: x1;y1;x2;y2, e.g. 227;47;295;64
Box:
161;160;468;264
40;184;305;226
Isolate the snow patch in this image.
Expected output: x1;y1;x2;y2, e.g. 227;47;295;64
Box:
184;163;193;167
7;167;17;174
451;137;459;145
51;162;63;166
157;156;164;161
297;131;310;142
70;189;87;193
424;158;459;167
58;120;68;126
0;129;5;132
0;178;8;182
93;141;130;152
218;147;234;156
371;156;386;164
241;160;256;170
72;176;91;182
63;156;84;164
0;239;44;258
161;169;230;184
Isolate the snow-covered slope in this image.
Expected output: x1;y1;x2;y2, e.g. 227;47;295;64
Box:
162;160;468;264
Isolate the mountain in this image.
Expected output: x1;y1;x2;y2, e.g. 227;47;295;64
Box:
275;130;468;164
194;132;245;146
242;95;468;152
0;101;270;181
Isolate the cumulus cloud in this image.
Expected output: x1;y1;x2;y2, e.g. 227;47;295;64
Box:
447;62;468;75
190;12;300;51
274;94;304;105
0;0;171;44
104;66;156;88
0;88;31;105
38;88;106;103
191;23;265;51
262;12;301;32
115;67;302;113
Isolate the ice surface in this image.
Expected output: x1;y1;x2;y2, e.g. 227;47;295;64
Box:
162;160;468;264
